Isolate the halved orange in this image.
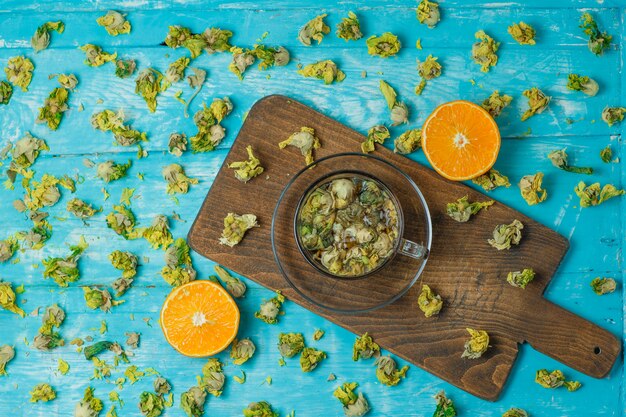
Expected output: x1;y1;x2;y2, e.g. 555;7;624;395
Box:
160;280;240;357
422;100;501;181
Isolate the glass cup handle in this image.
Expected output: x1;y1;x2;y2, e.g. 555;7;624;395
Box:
398;238;429;260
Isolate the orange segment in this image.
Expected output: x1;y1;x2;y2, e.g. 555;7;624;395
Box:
422;100;501;181
160;280;240;357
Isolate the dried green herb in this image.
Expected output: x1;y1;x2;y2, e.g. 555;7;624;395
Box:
334;382;370;416
394;129;421;154
80;44;117;66
416;55;442;93
0;81;12;105
353;332;380;361
548;149;593;174
362;125;390;153
67;198;100;219
109;250;138;279
535;369;580;391
375;355;408;386
219;213;258;247
97;160;132;183
446;196;494;222
600;145;613;163
22;174;60;211
472;169;510;191
0;237;18;263
163;57;190;91
243;401;279;417
601;106;626;127
461;328;489;359
15;220;52;250
9;132;48;169
416;0;440;28
300;347;327;372
106;204;136;238
507;268;535;289
231;338;256;365
168;133;188;156
36;84;71;130
580;12;612;55
252;44;290;70
162;164;198;194
567;74;599;97
92;109;147;147
521;87;551;121
228;145;264;183
214;265;246;297
255;291;285;324
279;126;320;165
575;181;624;207
124;364;144;383
519;173;547;205
202;28;233;54
0;281;26;317
0;345;14;376
57;358;70;375
139;215;174;250
488;219;523;250
42;237;88;287
229;46;256;80
508;22;535;45
198;358;225;396
164;25;207;59
161;238;196;287
366;32;401;57
30;383;56;402
5;56;34;91
139;391;166;417
502;408;528;417
417;284;443;317
298;60;346;84
433;391;456;417
190;98;232;152
379;81;408;126
481;91;512;118
472;31;499;72
299;14;330;46
34;304;65;351
590;277;617;295
83;286;122;312
135;68;163;113
277;333;305;358
75;387;103;417
337;12;362;41
96;11;131;36
180;386;206;417
313;329;325;341
115;59;137;78
153;377;171;396
31;21;64;52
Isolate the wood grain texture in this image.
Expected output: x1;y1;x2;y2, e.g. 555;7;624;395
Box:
188;95;620;400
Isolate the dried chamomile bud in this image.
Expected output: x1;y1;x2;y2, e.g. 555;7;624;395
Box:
199;358;225;396
574;181;624;207
298;60;346;84
375;356;408;386
135;68;163;113
80;44;117;67
229;46;256;80
300;347;327;372
164;25;207;58
34;304;65;351
42;237;88;287
168;133;188;157
180;386;207;417
36;86;70;130
472;30;499;72
336;12;362;41
481;91;512;118
334;382;370;417
0;236;18;263
126;332;140;349
416;0;440;28
5;56;34;91
106;204;136;238
0;81;12;105
219;212;258;247
10;132;48;169
255;291;285;324
163;57;190;91
75;387;103;417
502;408;528;417
508;22;535;45
252;44;290;70
394;129;421;154
548;149;593;174
97;160;131;182
299;14;330;46
139;391;166;417
600;145;613;163
109;250;138;279
279;126;320;165
83;286;122;312
566;74;599;97
446;196;494;222
352;332;380;361
521;87;550;121
507;268;535;289
590;277;617;295
67;198;100;219
31;21;64;52
0;281;26;317
0;345;15;376
433;391;456;417
418;55;442;80
161;238;196;287
519;173;547;205
228;145;264;183
231;338;256;365
202;28;233;54
214;265;246;297
580;12;612;56
243;401;279;417
366;32;401;57
140;215;174;250
277;333;305;358
472;169;510;191
461;328;489;359
601;106;626;127
115;59;137;78
362;125;389;153
96;11;131;36
489;219;523;250
162;164;198;194
30;383;56;402
417;284;443;317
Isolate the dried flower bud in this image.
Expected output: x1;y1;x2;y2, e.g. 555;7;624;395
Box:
433;391;456;417
472;169;510;191
590;277;617;295
334;382;370;417
416;0;440;29
366;32;401;57
521;87;550;121
580;12;612;56
566;74;599;97
488;219;523;250
394;129;421;154
139;215;174;250
472;30;499;72
230;338;256;365
138;391;165;417
202;28;232;54
506;268;535;289
243;401;278;417
80;44;117;67
36;86;70;130
67;198;100;219
446;196;494;222
417;284;443;317
97;160;131;183
0;281;26;317
575;181;624;207
252;45;290;69
5;56;34;92
600;145;613;163
96;11;131;36
601;106;626;127
481;91;512;118
277;333;305;358
228;145;264;183
162;163;198;194
109;250;138;279
461;328;489;359
362;125;389;153
135;68;163;113
106;204;136;238
519;173;547;205
352;332;380;361
0;345;15;376
297;60;345;84
31;21;64;52
30;383;56;403
161;238;196;287
374;355;408;386
199;358;225;396
0;81;12;105
279;127;320;165
508;22;535;45
417;55;442;80
547;148;593;174
42;237;88;287
219;213;258;247
180;386;206;417
336;12;362;41
255;291;285;324
214;265;246;297
298;14;330;46
300;347;326;372
502;408;528;417
115;58;137;78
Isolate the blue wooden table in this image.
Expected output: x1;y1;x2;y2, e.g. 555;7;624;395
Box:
0;0;624;416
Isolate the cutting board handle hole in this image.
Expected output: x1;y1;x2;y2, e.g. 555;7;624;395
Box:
594;346;602;355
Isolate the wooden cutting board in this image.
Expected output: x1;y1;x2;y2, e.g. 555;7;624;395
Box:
188;95;620;401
